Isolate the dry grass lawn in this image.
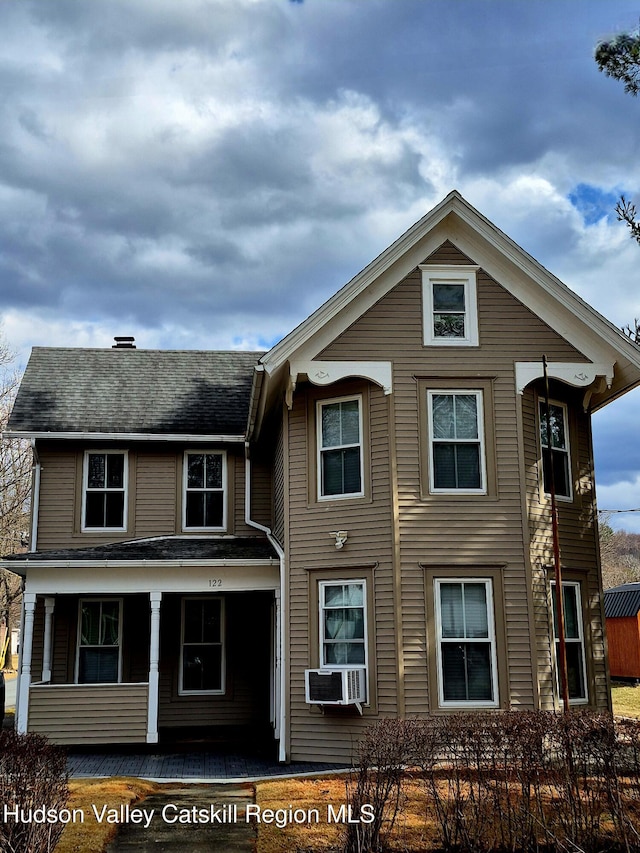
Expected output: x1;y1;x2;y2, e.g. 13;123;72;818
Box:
611;682;640;718
54;777;158;853
254;775;438;853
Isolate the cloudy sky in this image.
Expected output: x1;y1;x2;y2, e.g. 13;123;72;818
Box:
1;0;640;530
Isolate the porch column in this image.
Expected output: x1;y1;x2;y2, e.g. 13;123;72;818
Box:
16;593;36;734
146;592;162;744
41;597;55;683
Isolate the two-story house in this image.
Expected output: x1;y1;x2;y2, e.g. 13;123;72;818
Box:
4;191;640;764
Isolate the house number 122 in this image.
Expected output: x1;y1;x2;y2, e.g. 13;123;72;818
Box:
208;578;223;588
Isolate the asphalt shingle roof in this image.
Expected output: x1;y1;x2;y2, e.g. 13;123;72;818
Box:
2;536;278;563
604;583;640;619
7;348;264;436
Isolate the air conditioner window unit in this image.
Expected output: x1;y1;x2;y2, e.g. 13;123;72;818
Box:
305;667;366;705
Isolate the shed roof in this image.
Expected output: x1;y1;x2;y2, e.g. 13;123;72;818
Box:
604;583;640;618
1;536;278;566
6;348;264;437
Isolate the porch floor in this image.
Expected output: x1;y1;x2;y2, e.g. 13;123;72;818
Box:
67;748;347;782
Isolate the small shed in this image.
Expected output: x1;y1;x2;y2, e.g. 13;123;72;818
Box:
604;583;640;680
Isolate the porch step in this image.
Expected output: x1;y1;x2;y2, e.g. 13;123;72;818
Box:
105;783;255;852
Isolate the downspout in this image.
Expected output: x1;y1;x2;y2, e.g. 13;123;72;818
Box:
245;442;287;763
30;440;41;552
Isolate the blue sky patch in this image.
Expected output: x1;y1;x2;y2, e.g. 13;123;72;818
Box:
568;183;621;226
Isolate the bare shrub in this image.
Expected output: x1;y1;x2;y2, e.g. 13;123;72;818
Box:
0;730;69;853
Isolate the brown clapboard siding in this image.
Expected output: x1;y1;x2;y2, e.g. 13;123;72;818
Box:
35;447;78;550
135;451;177;537
286;381;397;763
28;684;148;744
272;417;285;546
305;240;594;729
522;384;608;710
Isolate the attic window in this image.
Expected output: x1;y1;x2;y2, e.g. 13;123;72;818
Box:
420;265;479;347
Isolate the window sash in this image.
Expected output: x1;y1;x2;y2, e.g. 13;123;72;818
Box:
76;599;122;684
183;451;226;529
539;401;572;500
428;391;486;493
551;581;588;703
180;597;225;694
421;266;479;347
317;397;364;499
319;581;367;669
83;452;127;530
435;579;498;707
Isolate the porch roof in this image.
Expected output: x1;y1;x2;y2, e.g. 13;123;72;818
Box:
2;535;278;566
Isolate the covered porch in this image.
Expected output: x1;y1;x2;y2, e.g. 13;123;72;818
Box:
13;538;281;750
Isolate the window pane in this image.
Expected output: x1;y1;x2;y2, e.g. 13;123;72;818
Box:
187;454;204;489
325;642;366;666
79;647;119;683
464;584;489;638
204;492;224;527
455;444;481;489
440;584;464;638
100;601;120;645
342;447;362;493
87;454;105;489
433;444;456;489
321;403;342;448
322;448;361;495
454;395;478;439
432;395;455;439
85;492;105;527
433;313;465;338
340;400;360;445
542;448;571;498
324;583;363;608
565;643;586;700
433;283;465;311
81;602;101;646
185;492;204;527
183;645;222;691
561;585;580;639
540;404;567;450
324;608;364;641
201;599;222;644
205;454;222;489
105;492;124;527
441;643;492;702
106;454;124;488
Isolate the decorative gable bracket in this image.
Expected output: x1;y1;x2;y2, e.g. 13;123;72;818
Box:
515;361;614;411
286;360;393;408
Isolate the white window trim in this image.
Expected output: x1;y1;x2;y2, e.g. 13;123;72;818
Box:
434;578;499;709
420;265;479;347
81;450;128;532
182;450;227;532
551;580;588;705
427;389;487;494
75;597;123;684
179;596;226;696
538;398;573;502
318;579;368;679
316;395;365;501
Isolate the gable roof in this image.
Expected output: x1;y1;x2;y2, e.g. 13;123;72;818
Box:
604;583;640;619
257;190;640;418
6;348;264;439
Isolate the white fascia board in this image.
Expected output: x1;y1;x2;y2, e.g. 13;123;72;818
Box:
21;562;280;595
2;431;247;442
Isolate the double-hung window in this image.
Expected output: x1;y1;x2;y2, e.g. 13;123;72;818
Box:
317;396;363;499
319;580;367;669
434;579;498;707
539;400;572;500
77;599;122;684
83;451;127;530
427;390;486;493
551;581;587;703
180;597;225;694
421;265;479;346
183;451;226;530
